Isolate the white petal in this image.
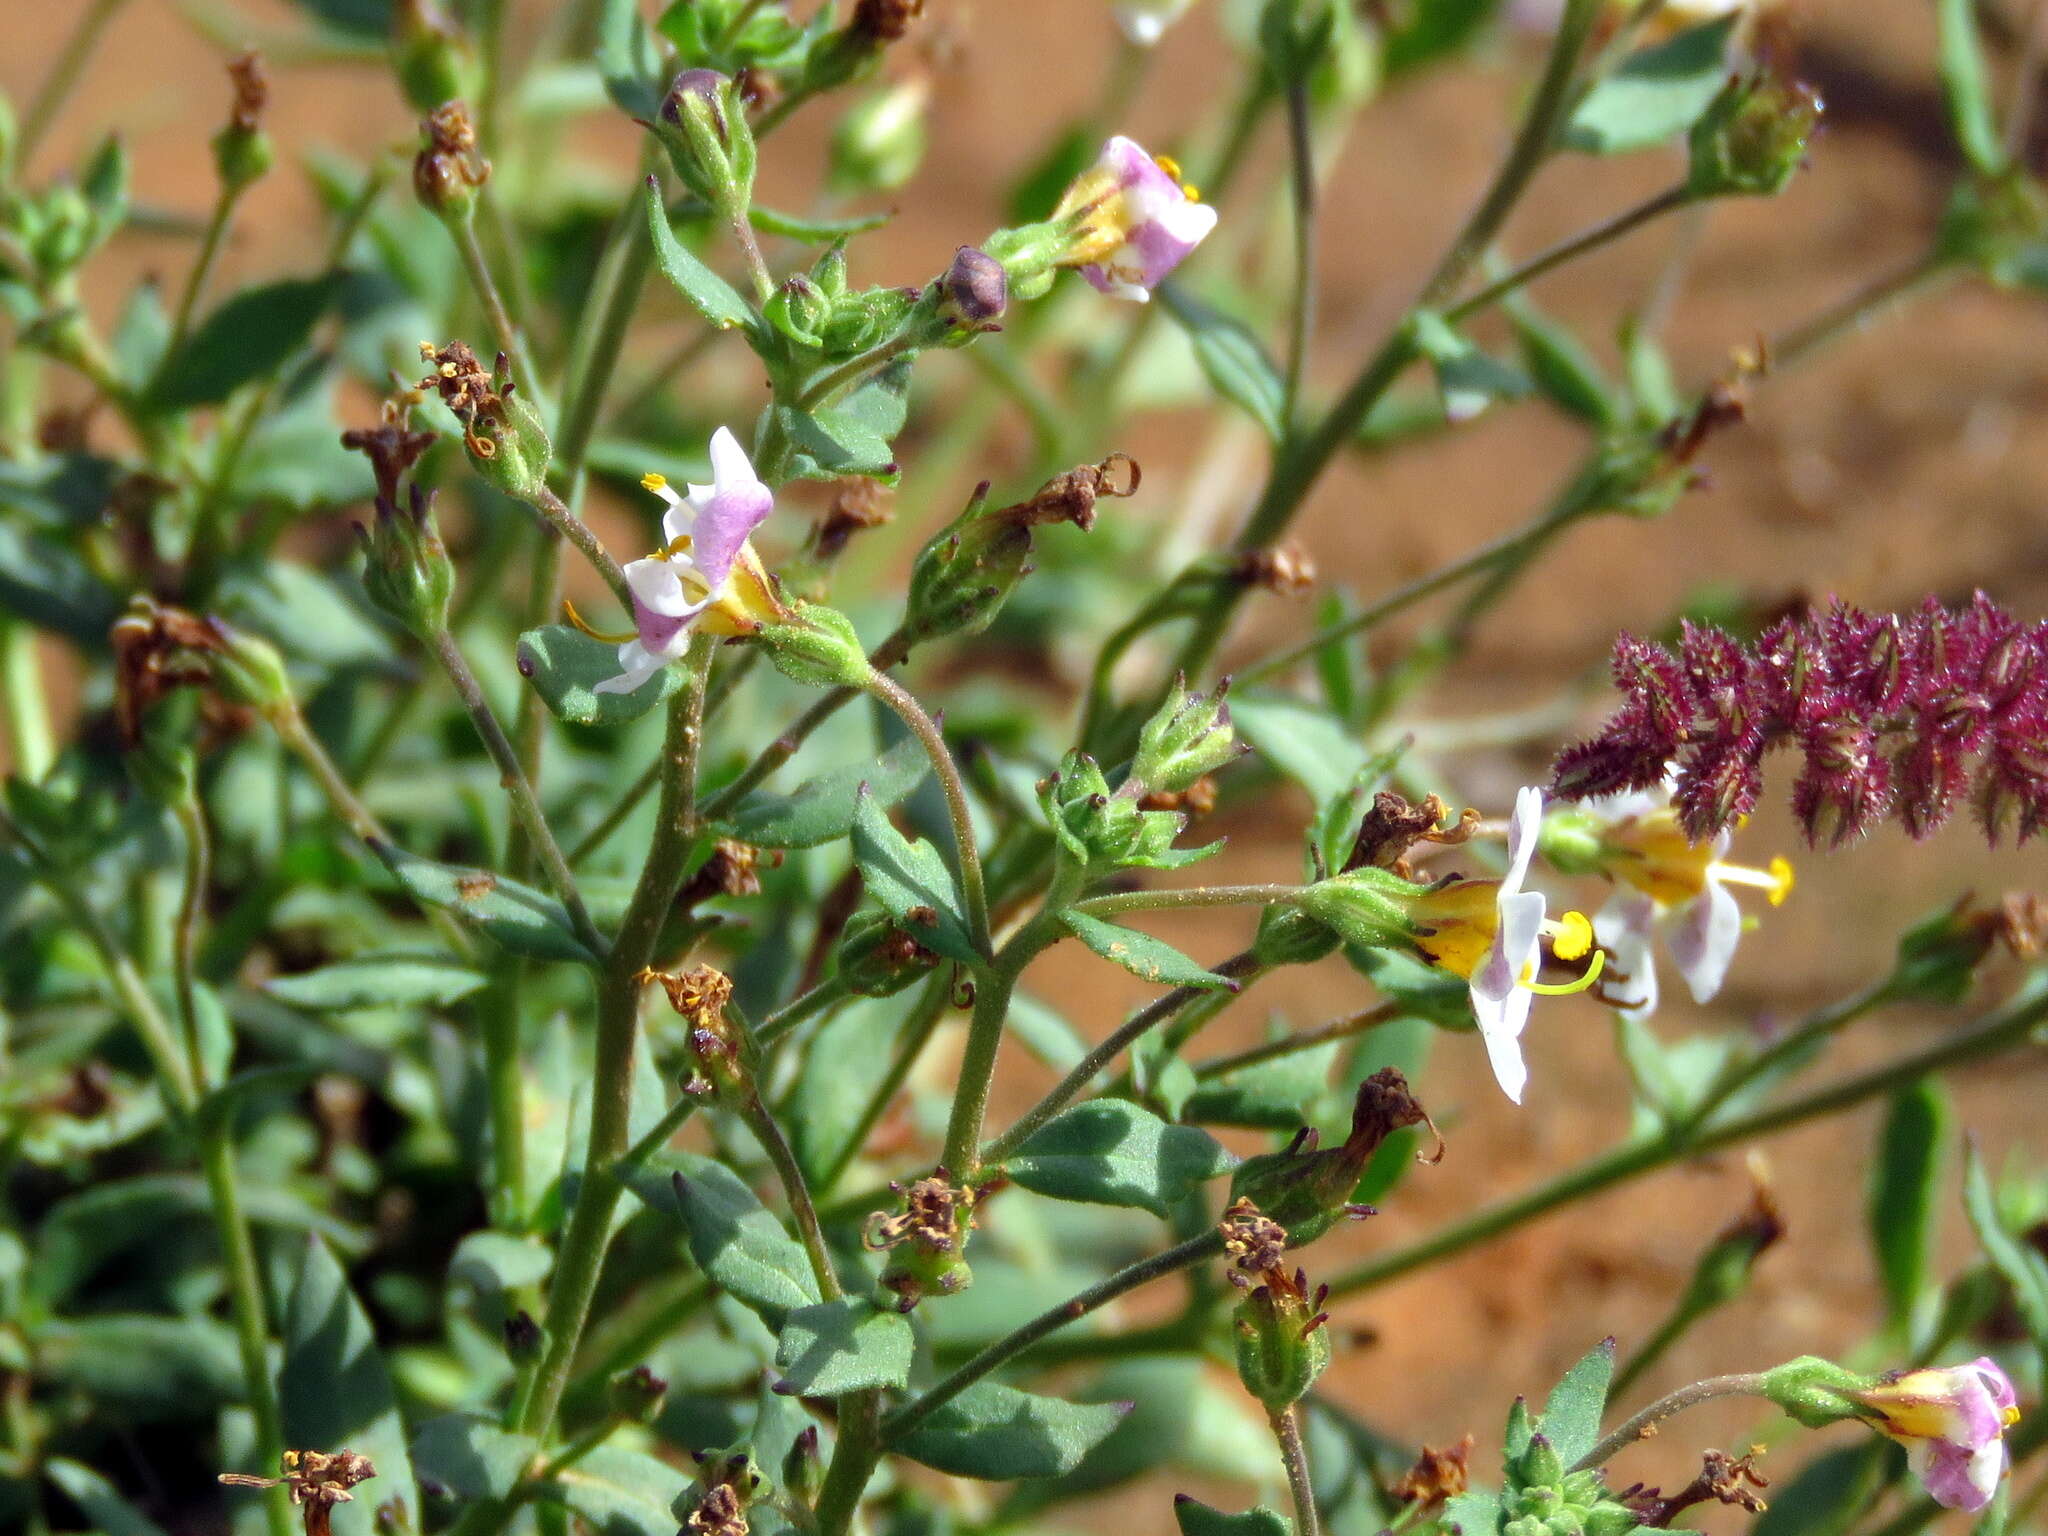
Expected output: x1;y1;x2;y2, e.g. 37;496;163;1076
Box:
1668;879;1742;1004
1502;785;1545;898
592;641;662;696
624;557;693;618
1472;982;1534;1103
1152;195;1217;247
1594;892;1660;1019
706;425;760;498
662;500;697;546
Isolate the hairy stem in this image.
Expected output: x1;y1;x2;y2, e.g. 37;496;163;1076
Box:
1275;1404;1325;1536
862;669;991;960
1574;1373;1769;1471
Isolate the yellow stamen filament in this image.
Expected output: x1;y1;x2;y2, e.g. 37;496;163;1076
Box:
561;597;637;645
1714;856;1796;906
1520;948;1607;997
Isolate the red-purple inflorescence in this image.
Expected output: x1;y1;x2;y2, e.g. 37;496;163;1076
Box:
1553;593;2048;848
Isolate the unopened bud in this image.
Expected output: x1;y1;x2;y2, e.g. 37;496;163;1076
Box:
781;1426;824;1507
1687;71;1822;199
765;274;831;348
1133;675;1240;796
866;1175;977;1312
935;245;1007;333
211;619;296;721
1758;1355;1872;1429
394;0;481;114
413;101;489;221
211;53;273;193
836;911;942;997
755;602;872;690
607;1365;669;1423
655;70;756;208
830;78;929;195
355;483;456;640
416;341;550;500
1232;1266;1331;1415
1517;1433;1565;1492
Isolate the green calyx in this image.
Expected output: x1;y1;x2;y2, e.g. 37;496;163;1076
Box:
1758;1356;1875;1429
1293;866;1424;955
755;602;873;690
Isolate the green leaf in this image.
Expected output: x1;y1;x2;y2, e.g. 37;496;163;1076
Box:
547;1446;689;1536
645;179;755;332
774;1297;915;1394
895;1381;1130;1480
726;734;929;849
1229;693;1368;808
750;205;892;241
145;275;344;413
1539;1337;1615;1467
1412;310;1531;423
517;623;679;727
410;1414;537;1501
1182;1038;1341;1130
1175;1496;1292;1536
850;785;979;965
382;847;601;966
44;1458;171;1536
35;1315;242;1420
265;951;490;1012
1443;1489;1502;1536
1564;18;1740;155
777;359;914;482
1382;0;1498;77
1158;284;1285;442
598;0;664;119
1868;1080;1947;1329
1005;1100;1235;1216
625;1153;822;1325
280;1239;416;1536
0;522;121;643
196;1064;327;1138
1059;910;1238;993
449;1231;554;1298
111;280;171;389
1938;0;2006;176
1963;1139;2048;1344
1508;298;1618;429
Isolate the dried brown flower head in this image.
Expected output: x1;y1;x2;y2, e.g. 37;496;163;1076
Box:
1219;1196;1289;1286
1234;541;1318;596
226;51;268;133
220;1450;377;1536
1392;1435;1475;1507
814;479;894;559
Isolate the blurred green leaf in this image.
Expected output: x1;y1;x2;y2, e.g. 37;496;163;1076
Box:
896;1381;1129;1480
1508;297;1618;429
548;1445;690;1536
727;733;929;849
1412;310;1531;423
1005;1100;1235;1216
265;952;489;1012
598;0;664;119
0;523;121;643
646;180;755;332
1964;1139;2048;1344
775;1297;914;1394
1564;19;1739;155
44;1459;170;1536
145;275;345;413
36;1315;242;1420
517;623;680;727
410;1414;537;1500
1383;0;1499;77
1750;1443;1889;1536
1176;1498;1292;1536
1938;0;2006;176
1158;284;1285;442
1868;1079;1947;1329
1183;1038;1341;1130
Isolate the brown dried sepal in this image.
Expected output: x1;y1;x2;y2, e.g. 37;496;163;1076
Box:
813;479;893;559
644;963;735;1029
865;1172;977;1254
685;1483;749;1536
992;453;1139;534
1233;541;1317;596
417;339;514;459
1621;1447;1770;1528
340;396;439;506
850;0;925;43
1392;1434;1475;1508
1137;775;1218;817
682;839;772;903
1343;791;1478;875
109;599;249;749
226;50;268;133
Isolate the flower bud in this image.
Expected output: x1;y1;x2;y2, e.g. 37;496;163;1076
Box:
656;70;756;209
209;619;296;722
935;246;1008;333
1233;1267;1331;1416
755;602;872;690
829;78;929;196
607;1365;669;1424
416;341;551;501
1939;172;2048;285
1517;1433;1565;1492
1133;675;1241;796
1758;1355;1872;1428
355;482;456;640
393;0;480;114
836;911;942;997
1687;71;1822;199
413;101;489;222
1294;866;1424;953
781;1426;824;1508
765;274;831;348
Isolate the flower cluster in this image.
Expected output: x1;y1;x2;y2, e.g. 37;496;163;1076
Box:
1552;594;2048;848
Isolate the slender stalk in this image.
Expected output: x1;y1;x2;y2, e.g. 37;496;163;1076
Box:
1281;64;1318;430
986;950;1264;1161
565;1272;708;1405
799;333;919;410
427;630;606;957
479;974;528;1230
451;213;543;406
164;189;240;363
171;798;212;1086
1326;984;2048;1300
756;976;849;1048
17;0;132;169
531;484;632;606
881;1231;1225;1444
1072;884;1301;919
519;641;713;1439
1443;184;1695;325
1609;1297;1703;1402
1769;256;1953;372
1574;1373;1768;1470
816;979;950;1193
1274;1405;1324;1536
740;1098;840;1300
862;670;991;960
1193;1001;1401;1081
1;621;54;782
937;920;1051;1175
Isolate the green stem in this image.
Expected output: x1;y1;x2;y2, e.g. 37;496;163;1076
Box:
1443;184;1695;326
171;797;211;1087
1574;1372;1768;1471
1280;65;1317;431
862;669;991;961
1;621;54;782
1193;1000;1400;1081
1768;256;1953;372
1274;1404;1324;1536
1608;1296;1704;1402
813;1388;882;1536
881;1231;1225;1444
816;979;950;1193
531;484;632;606
799;332;919;410
1326;983;2048;1301
740;1095;840;1300
519;641;713;1440
564;1272;708;1407
426;629;606;958
1072;884;1300;919
17;0;132;170
163;189;240;364
451;212;544;408
480;974;528;1230
756;976;849;1048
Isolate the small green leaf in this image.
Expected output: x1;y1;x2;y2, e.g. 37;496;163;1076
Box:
1158;284;1285;442
1868;1080;1947;1328
410;1414;537;1501
280;1239;416;1536
750;205;892;241
895;1381;1130;1480
36;1315;242;1420
776;359;914;482
380;847;601;966
1564;18;1740;155
196;1064;326;1139
1182;1038;1341;1130
1539;1337;1615;1467
1174;1495;1292;1536
1507;298;1618;429
265;951;489;1012
645;179;755;332
517;623;679;727
1443;1488;1502;1536
44;1458;171;1536
726;734;929;849
546;1447;688;1536
111;280;171;389
850;786;979;965
0;522;121;643
1005;1100;1235;1216
449;1231;554;1298
1060;910;1238;992
1382;0;1497;76
1938;0;2006;176
1412;310;1531;423
1229;694;1369;808
626;1153;822;1326
597;0;663;119
1964;1139;2048;1344
775;1297;915;1394
145;275;345;413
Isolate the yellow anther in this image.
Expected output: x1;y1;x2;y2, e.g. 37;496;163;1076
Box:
2005;1405;2023;1428
1520;949;1607;997
418;341;436;360
1155;153;1182;181
1552;909;1594;962
641;471;668;491
1181;180;1202;202
1766;856;1795;907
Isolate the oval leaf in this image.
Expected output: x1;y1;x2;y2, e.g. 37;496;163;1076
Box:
380;847;600;966
646;178;754;332
265;952;489;1012
851;786;978;964
1005;1100;1235;1217
775;1297;915;1395
727;734;930;850
895;1381;1130;1481
517;623;678;727
626;1153;822;1326
146;275;344;413
1060;909;1237;992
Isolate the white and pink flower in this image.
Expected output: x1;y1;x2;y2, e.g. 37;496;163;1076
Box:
1052;136;1217;303
1857;1358;2022;1512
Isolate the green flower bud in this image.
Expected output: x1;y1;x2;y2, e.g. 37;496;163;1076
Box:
393;0;480;114
1580;1502;1641;1536
417;341;550;501
1294;866;1423;954
830;78;929;196
836;910;942;997
765;274;831;348
1534;806;1608;877
934;245;1008;335
781;1426;824;1508
1233;1268;1331;1416
607;1365;669;1424
1687;71;1823;200
1759;1355;1873;1429
656;70;756;210
210;52;272;193
1133;675;1241;796
1518;1434;1565;1492
756;602;873;690
355;482;456;641
413;101;489;222
1252;903;1339;967
209;619;296;722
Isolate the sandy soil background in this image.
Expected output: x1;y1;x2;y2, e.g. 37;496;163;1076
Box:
5;0;2048;1526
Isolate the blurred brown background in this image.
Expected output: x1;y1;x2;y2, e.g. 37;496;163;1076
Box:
6;0;2048;1519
